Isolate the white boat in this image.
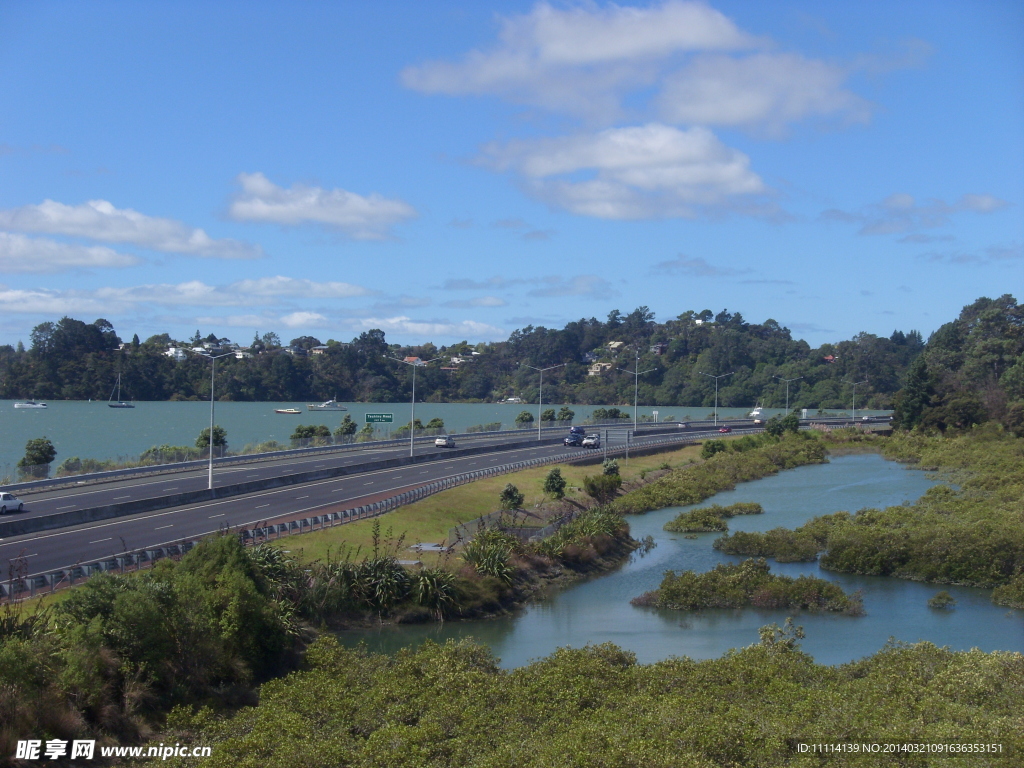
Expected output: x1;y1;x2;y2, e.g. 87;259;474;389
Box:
14;401;47;409
748;403;764;419
503;396;524;404
275;408;302;414
307;399;347;411
108;373;135;409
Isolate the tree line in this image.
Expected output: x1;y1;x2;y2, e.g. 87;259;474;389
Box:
0;296;1018;413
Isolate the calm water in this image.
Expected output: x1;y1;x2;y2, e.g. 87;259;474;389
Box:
340;454;1023;667
0;399;881;472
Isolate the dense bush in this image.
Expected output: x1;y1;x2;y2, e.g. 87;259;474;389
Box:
160;630;1024;768
713;527;823;561
664;502;763;533
635;558;862;615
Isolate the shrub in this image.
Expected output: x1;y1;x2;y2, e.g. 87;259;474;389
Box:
701;440;727;459
927;591;957;610
543;468;567;500
602;459;620;476
583;473;622;504
499;483;525;510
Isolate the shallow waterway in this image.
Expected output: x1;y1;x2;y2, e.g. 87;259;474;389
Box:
340;453;1023;667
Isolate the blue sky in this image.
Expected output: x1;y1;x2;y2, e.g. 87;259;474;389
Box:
0;0;1021;349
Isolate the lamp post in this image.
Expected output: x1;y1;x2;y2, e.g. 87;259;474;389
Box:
520;363;565;440
699;371;734;426
386;355;441;457
618;351;655;429
196;351;234;490
772;375;804;412
844;378;868;423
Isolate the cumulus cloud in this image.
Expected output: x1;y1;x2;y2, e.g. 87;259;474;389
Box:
0;286;111;316
441;276;530;290
0;232;140;272
657;52;871;135
0;199;260;258
821;193;1009;236
229;276;373;299
280;311;330;328
651;254;750;277
402;1;754;121
483;124;769;219
227;172;417;240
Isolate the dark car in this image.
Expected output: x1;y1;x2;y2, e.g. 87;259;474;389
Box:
568;425;586;435
718;427;732;433
564;433;584;447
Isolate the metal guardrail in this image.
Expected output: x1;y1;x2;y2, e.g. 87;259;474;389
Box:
2;431;697;599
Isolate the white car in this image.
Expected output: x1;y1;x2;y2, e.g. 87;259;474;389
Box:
582;434;601;448
0;492;24;514
434;435;455;448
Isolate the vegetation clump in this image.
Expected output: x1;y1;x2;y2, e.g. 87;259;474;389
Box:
633;558;863;615
927;590;957;610
664;502;763;533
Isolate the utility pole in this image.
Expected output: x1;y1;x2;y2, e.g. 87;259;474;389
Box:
619;350;655;430
386;355;441;456
844;378;868;423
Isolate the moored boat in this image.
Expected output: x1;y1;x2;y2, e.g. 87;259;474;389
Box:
108;373;135;408
307;399;347;411
275;408;302;414
14;401;47;409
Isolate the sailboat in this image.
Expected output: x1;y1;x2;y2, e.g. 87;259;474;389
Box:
108;373;135;408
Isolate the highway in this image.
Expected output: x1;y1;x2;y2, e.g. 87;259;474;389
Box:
2;427;703;580
2;417;886;585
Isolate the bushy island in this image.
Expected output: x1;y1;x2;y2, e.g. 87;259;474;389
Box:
663;502;764;532
632;558;863;615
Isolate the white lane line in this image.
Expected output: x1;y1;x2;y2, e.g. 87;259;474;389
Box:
89;537;112;544
364;482;373;485
155;525;173;530
295;495;309;500
255;503;270;508
56;505;75;510
209;514;224;518
162;487;178;491
113;495;131;500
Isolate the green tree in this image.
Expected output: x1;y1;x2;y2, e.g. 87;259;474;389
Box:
557;406;575;423
602;459;619;476
892;355;933;430
583;473;621;504
196;425;227;449
499;483;525;510
425;417;445;431
540;408;556;422
701;440;727;459
334;415;357;436
18;437;57;478
764;416;785;438
780;412;800;433
543;468;567;500
515;410;534;427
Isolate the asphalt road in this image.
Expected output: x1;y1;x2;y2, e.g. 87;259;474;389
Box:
2;427;703;579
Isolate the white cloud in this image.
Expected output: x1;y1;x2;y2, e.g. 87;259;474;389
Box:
403;1;754;121
0;276;374;315
228;172;417;240
229;276;373;298
658;52;871;135
651;254;749;277
822;193;1010;236
441;276;529;290
0;232;140;272
0;286;110;315
351;315;506;340
442;296;508;308
280;311;330;328
0;199;260;259
483;123;769;219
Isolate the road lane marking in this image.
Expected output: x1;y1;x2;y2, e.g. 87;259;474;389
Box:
162;487;178;491
155;525;173;530
364;482;373;485
295;495;309;500
255;504;270;508
209;514;224;518
113;495;131;500
56;505;75;510
89;537;112;544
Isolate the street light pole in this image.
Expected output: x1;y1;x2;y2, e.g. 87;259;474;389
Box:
699;371;734;426
844;378;868;423
773;375;804;412
197;351;234;490
387;355;441;457
520;363;565;440
618;351;655;429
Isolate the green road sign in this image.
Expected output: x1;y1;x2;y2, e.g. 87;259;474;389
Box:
365;413;394;423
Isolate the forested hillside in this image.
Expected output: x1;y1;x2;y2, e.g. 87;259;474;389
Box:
0;297;1017;412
